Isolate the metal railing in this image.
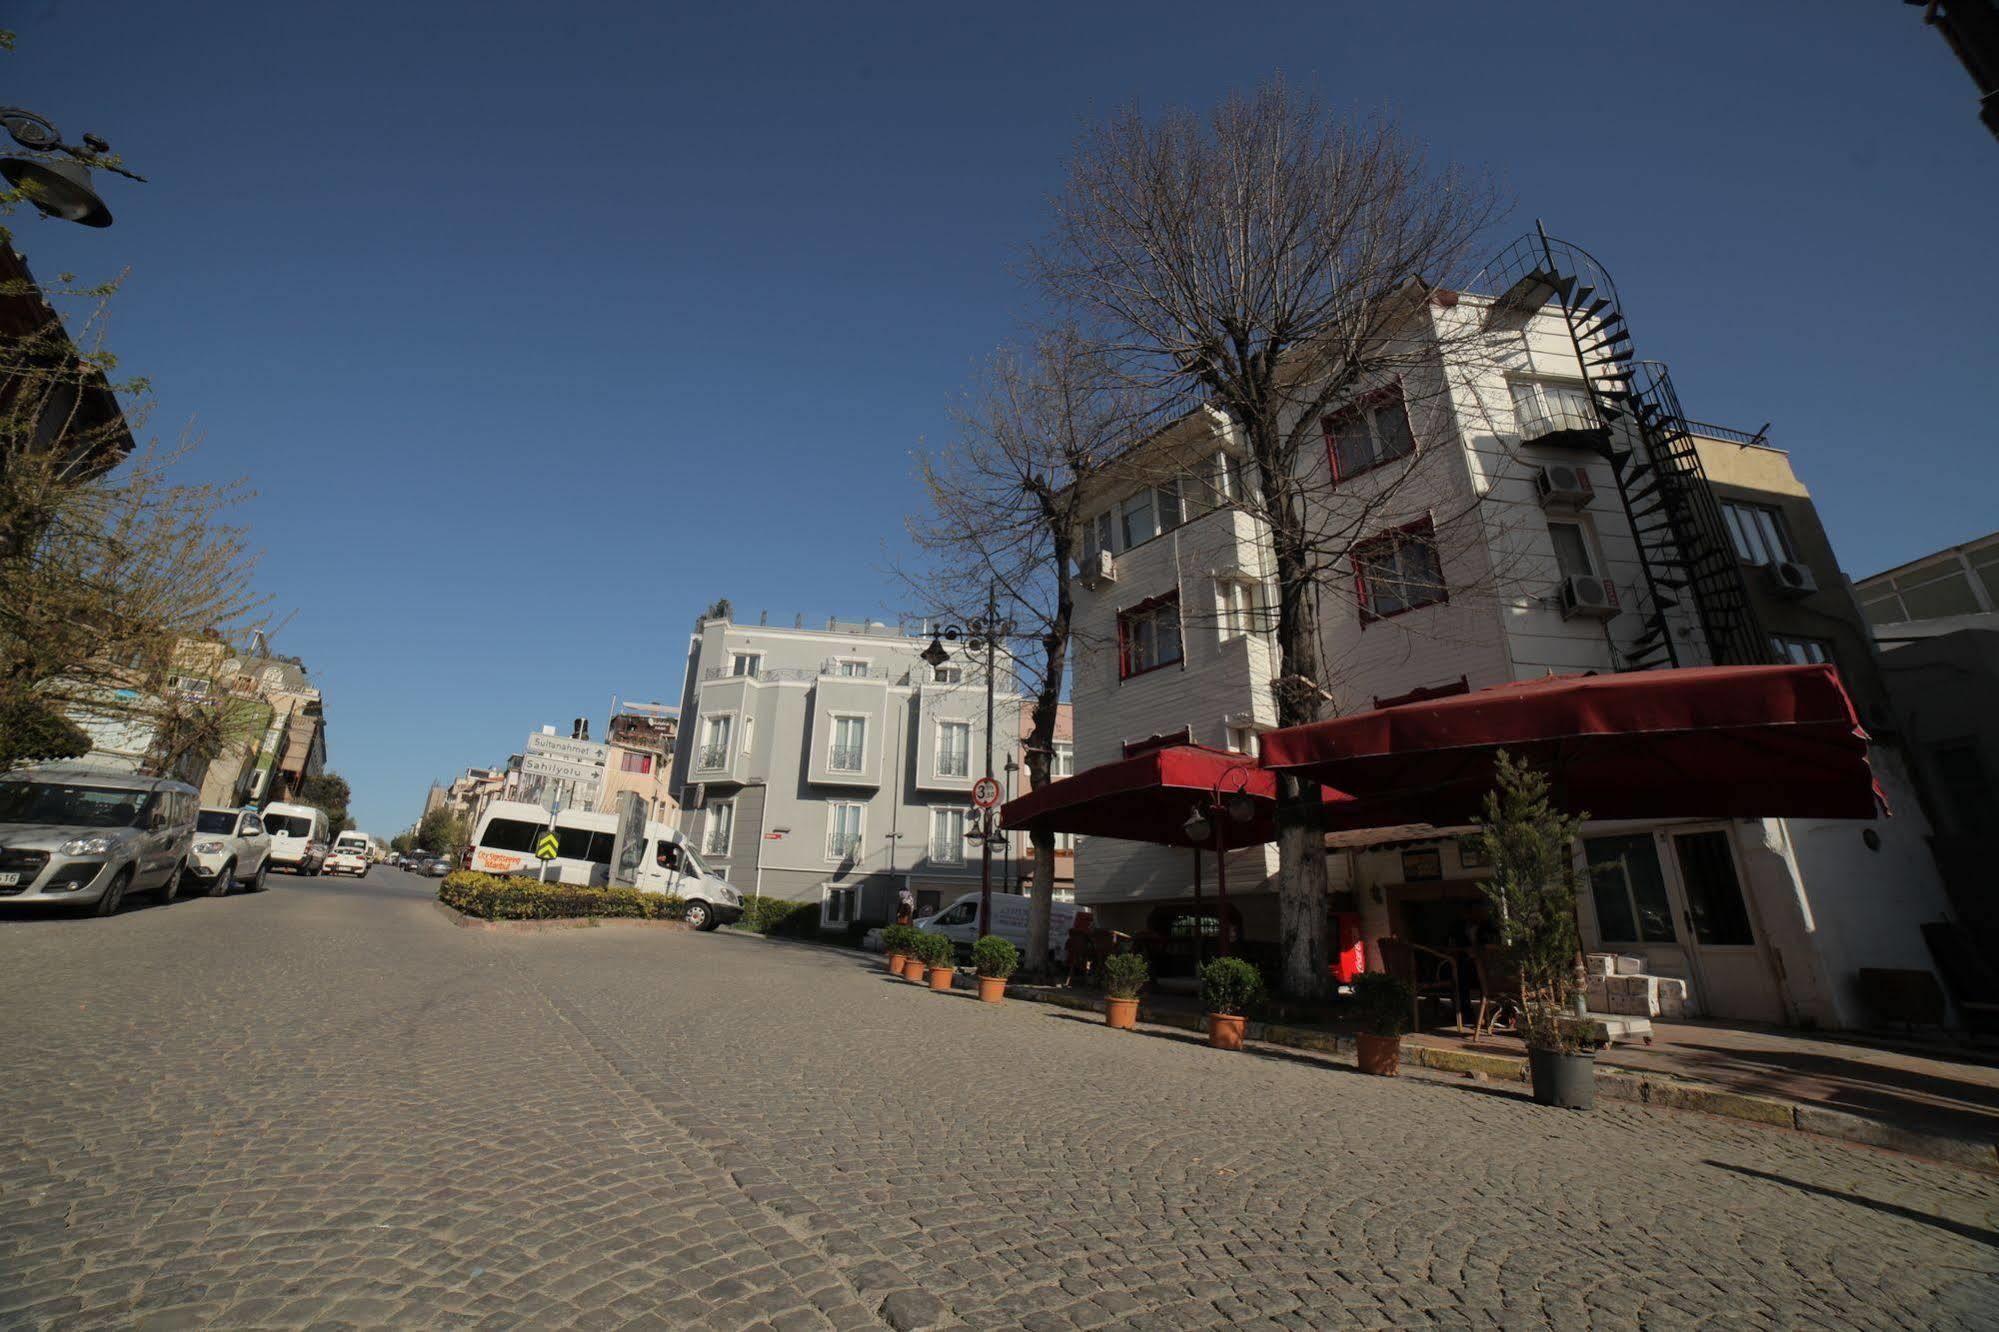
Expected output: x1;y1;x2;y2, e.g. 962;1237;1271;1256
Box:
827;834;860;860
697;744;729;770
937;753;970;778
1681;419;1772;448
1515;402;1604;441
821;659;891;680
828;744;865;772
930;839;964;865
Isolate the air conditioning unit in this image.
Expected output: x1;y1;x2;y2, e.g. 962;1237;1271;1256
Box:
1559;575;1620;620
1077;549;1118;590
1766;560;1817;597
1534;464;1594;509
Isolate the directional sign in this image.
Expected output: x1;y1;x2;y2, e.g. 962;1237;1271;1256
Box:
971;776;1002;809
534;832;560;861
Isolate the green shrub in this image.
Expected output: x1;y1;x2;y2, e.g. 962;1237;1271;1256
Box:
438;871;684;922
1350;971;1413;1037
971;935;1019;979
1102;952;1149;1000
1199;956;1265;1016
736;896;823;939
916;932;955;968
883;923;920;956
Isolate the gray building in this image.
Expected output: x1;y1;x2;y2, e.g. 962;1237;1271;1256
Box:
669;612;1024;929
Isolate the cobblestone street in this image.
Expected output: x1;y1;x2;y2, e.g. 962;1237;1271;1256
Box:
2;869;1995;1330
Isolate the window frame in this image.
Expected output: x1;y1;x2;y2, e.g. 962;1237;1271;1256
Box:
730;652;762;678
827;713;868;773
1216;575;1264;641
1353;517;1447;624
1052;742;1075;778
1722;501;1796;567
702;801;735;858
1547;518;1599;581
936;719;972;779
1770;635;1833;668
697;713;735;771
825;800;866;863
1117;591;1185;680
929;806;969;866
1322;385;1417;487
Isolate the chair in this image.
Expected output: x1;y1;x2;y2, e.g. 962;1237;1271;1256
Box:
1470;945;1520;1041
1377;937;1461;1032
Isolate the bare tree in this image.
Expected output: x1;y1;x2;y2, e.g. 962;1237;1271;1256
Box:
904;327;1146;972
1034;81;1500;998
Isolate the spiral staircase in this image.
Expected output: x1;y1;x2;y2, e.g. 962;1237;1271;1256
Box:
1480;227;1767;670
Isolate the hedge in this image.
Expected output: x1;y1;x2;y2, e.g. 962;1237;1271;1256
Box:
439;870;685;922
734;895;824;939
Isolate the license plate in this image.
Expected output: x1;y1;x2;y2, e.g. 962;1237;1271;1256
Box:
0;873;19;886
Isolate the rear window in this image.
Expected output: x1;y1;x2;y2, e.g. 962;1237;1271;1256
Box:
197;811;236;833
480;818;543;853
265;814;315;838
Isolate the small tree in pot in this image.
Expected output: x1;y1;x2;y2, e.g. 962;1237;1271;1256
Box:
1349;971;1413;1076
921;932;958;992
1198;956;1264;1051
1101;952;1148;1030
972;935;1019;1004
882;924;916;974
1474;750;1595;1110
904;931;939;982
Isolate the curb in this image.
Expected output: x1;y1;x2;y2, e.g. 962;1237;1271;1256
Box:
433;901;695;934
1005;985;1998;1174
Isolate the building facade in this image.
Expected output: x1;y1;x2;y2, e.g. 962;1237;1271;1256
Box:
596;704;681;827
669;612;1024;928
1064;232;1953;1029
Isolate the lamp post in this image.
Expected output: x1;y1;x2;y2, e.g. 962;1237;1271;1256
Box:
1;108;145;228
920;584;1015;938
1180;764;1258;958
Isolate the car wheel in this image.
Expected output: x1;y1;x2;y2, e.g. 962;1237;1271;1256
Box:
157;860;183;904
247;859;269;892
93;867;132;917
684;900;713;931
207;860;235;898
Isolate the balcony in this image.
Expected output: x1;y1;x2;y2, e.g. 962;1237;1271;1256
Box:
828;744;865;773
1516;402;1608;449
697;744;729;771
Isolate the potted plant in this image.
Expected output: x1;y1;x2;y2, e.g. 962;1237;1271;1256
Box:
904;931;935;982
882;924;914;975
923;933;958;992
1349;971;1412;1076
1101;953;1147;1030
971;935;1019;1004
1475;750;1596;1110
1198;956;1263;1051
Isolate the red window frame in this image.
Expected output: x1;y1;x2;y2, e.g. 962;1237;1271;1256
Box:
1116;591;1183;681
1353;516;1446;624
1322;385;1416;487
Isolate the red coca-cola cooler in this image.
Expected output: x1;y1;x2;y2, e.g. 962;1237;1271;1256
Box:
1332;911;1364;984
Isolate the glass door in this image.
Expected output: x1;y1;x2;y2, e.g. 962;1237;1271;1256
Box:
1667;828;1787;1026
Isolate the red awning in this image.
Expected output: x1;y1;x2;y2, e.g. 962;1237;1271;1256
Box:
1000;743;1344;849
1259;664;1880;824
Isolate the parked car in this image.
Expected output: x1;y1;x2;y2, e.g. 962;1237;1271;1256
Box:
420;856;449;877
262;802;330;874
299;840;329;875
322;846;369;878
0;766;200;916
187;805;273;897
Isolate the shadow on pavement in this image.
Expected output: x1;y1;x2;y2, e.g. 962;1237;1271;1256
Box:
1705;1161;1999;1248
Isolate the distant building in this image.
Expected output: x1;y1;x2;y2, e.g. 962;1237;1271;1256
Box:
669;610;1024;928
597;702;680;826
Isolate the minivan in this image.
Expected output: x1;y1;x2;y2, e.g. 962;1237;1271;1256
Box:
0;765;201;915
262;801;330;874
914;891;1078;962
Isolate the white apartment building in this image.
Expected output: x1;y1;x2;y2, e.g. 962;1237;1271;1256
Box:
669;612;1036;928
1065;232;1952;1030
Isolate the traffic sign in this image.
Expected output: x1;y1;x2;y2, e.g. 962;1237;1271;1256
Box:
971;776;1001;809
534;832;560;861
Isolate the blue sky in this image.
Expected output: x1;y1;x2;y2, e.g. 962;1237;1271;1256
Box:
9;1;1994;835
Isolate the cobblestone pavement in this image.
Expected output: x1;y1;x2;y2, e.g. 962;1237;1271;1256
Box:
3;872;1995;1330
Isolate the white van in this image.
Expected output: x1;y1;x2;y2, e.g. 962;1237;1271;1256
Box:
627;824;743;931
915;891;1078;962
469;801;742;929
262;801;329;873
332;831;371;857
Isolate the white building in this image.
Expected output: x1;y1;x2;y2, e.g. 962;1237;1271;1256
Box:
1064;231;1953;1030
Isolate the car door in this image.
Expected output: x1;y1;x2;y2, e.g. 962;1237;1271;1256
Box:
137;792;171;887
238;812;269;872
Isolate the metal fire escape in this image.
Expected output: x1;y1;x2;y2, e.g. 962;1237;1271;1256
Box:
1480;227;1768;670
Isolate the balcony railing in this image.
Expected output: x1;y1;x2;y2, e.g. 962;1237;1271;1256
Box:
827;834;860;860
937;754;970;778
828;744;865;772
697;744;729;770
821;659;892;680
1515;402;1604;442
930;840;964;865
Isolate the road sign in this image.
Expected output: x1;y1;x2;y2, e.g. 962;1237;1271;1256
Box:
971;776;1001;809
534;832;560;861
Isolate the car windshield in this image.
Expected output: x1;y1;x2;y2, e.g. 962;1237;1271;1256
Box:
265;814;315;837
196;811;237;833
0;781;149;829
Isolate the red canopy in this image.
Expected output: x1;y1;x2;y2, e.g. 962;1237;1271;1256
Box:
1258;665;1880;825
1000;743;1343;849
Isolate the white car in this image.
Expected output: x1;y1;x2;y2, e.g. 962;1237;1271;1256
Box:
322;847;369;878
187;806;274;897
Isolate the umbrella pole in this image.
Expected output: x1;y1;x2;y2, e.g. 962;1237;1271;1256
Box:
1191;846;1204;970
1214;825;1231;958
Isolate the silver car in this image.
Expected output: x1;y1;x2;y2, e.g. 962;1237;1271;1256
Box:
0;766;200;916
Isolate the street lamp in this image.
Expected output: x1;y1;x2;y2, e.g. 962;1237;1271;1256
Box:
921;584;1016;937
1;107;145;228
1180;763;1258;957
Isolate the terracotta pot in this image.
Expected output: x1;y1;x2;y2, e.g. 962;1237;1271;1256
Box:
976;975;1007;1004
1206;1013;1247;1051
929;965;956;992
1104;996;1139;1030
901;955;928;981
1355;1032;1401;1077
885;952;906;975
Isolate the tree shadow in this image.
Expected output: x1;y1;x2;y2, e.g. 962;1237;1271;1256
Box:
1704;1160;1999;1248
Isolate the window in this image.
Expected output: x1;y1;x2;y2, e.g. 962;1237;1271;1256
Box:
620;750;653;774
829;716;866;772
938;721;971;778
1119;489;1157;549
931;807;968;864
555;827;615;864
823;886;857;926
826;802;864;860
703;802;734;857
1216;577;1262;640
1154;477;1183;530
933;900;977;926
1674;830;1755;947
197;810;237;834
1548;521;1596;579
1722;502;1795;566
836;659;871;677
1054;831;1078;853
1053;742;1075;778
1227;723;1258;756
698;715;733;770
1354;520;1446;621
1509;380;1596;436
655;841;685;871
1585;835;1677;944
1324;388;1416;483
1770;636;1832;667
931;664;963;684
480;817;543;854
730;653;761;678
1118;592;1183;679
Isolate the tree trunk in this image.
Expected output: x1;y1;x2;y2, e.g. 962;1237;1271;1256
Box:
1026;826;1056;974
